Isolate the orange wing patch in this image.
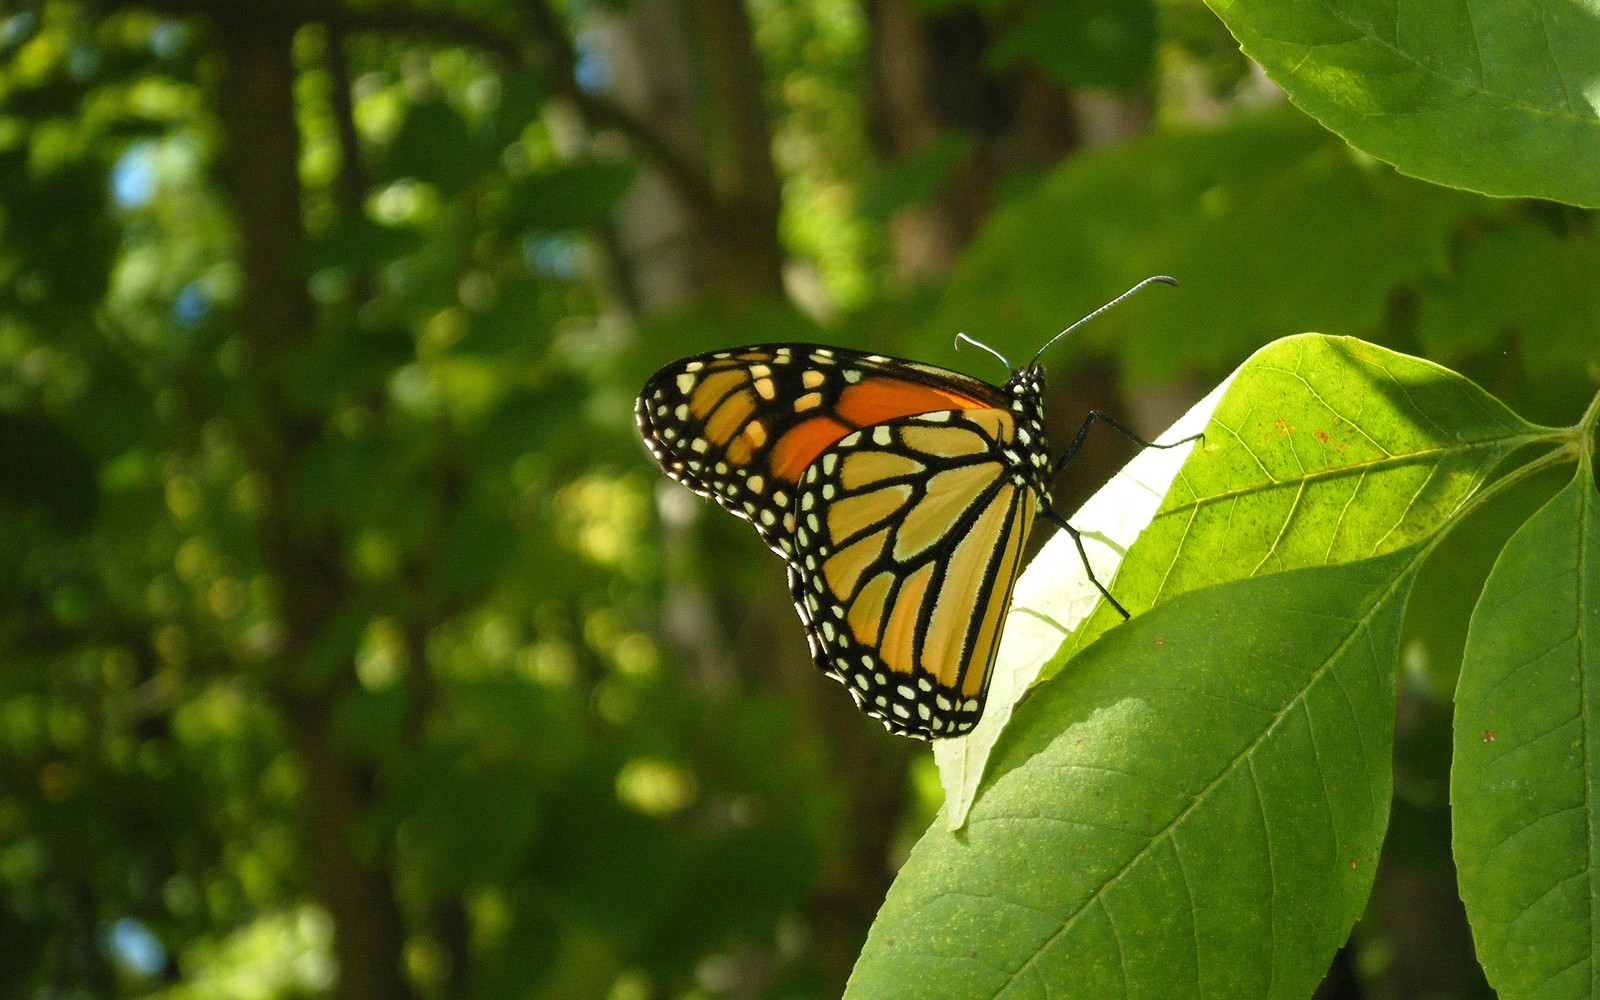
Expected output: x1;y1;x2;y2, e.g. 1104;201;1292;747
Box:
770;415;853;482
836;378;991;427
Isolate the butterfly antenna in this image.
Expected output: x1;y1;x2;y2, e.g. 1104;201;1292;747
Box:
1028;275;1178;370
954;332;1016;376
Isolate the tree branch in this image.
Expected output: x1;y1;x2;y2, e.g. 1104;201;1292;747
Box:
94;0;722;225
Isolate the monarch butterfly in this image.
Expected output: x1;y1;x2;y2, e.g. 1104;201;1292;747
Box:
637;277;1194;739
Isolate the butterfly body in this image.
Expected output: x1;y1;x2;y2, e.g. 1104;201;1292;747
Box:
637;344;1055;739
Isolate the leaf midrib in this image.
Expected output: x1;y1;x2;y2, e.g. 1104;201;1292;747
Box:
1579;479;1597;994
1156;434;1542;519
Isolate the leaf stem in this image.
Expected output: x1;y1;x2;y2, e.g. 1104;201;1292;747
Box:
1441;385;1600;539
1580;385;1600;434
1577;386;1600;476
1423;441;1577;564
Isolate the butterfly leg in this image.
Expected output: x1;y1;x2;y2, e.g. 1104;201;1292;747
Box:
1052;411;1204;478
1041;508;1131;620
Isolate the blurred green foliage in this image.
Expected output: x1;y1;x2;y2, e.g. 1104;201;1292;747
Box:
0;0;1595;998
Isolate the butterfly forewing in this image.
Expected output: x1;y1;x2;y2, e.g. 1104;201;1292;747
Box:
635;345;1007;553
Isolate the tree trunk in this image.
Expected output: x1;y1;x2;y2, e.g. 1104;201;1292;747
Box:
214;15;412;1000
866;0;1082;283
581;0;786;307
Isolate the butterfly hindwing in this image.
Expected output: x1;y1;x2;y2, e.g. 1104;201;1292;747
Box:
786;408;1037;738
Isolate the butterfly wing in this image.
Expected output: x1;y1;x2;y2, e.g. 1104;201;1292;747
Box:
786;408;1037;738
637;344;1039;739
636;344;1008;555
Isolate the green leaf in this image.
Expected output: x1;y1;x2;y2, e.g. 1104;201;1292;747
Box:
302;215;423;273
1453;463;1600;998
0;411;99;530
386;98;490;195
1205;0;1600;206
931;110;1486;382
988;0;1156;91
1400;462;1575;698
851;546;1420;999
482;159;636;233
1417;221;1600;376
858;133;974;222
944;336;1549;828
1057;335;1551;664
492;67;547;149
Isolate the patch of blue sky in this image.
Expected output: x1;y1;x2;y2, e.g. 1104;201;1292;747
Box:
112;142;158;209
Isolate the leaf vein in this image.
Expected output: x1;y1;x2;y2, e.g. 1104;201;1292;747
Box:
1486;801;1585;858
1248;754;1278;996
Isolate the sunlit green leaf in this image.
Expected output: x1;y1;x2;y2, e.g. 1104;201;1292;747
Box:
944;336;1549;829
1399;463;1574;697
1205;0;1600;206
1057;335;1552;664
1453;462;1600;998
852;546;1420;999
